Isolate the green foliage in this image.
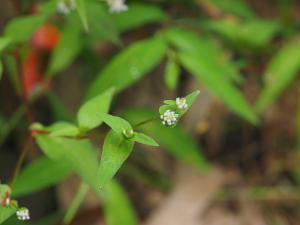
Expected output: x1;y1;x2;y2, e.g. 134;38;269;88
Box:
124;109;210;171
111;3;166;32
163;28;259;123
255;38;300;113
12;157;72;197
103;114;132;135
78;88;114;131
207;0;256;18
0;61;2;81
0;206;16;224
4;15;46;44
63;183;89;225
35;135;99;191
47;21;82;76
205;19;281;49
0;185;16;224
164;54;180;90
98;130;134;188
87;37;166;98
75;0;89;31
132;132;158;147
103;180;138;225
85;1;120;43
0;37;11;53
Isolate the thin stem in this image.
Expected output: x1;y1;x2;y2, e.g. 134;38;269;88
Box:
133;116;159;129
10;134;32;187
63;183;89;225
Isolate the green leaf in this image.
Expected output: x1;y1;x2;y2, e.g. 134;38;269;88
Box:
12;157;72;197
207;0;256;19
205;19;281;49
123;109;210;171
111;3;166;32
31;121;80;137
47;21;82;76
0;37;11;53
85;1;119;44
48;122;80;137
78;88;114;131
87;37;166;98
164;57;180;90
132;132;159;147
0;205;17;224
75;0;89;31
163;27;242;84
35;135;99;191
0;61;2;81
98;131;134;188
0;185;11;200
35;135;65;160
255;38;300;113
103;114;132;135
103;180;138;225
179;51;258;124
4;15;46;44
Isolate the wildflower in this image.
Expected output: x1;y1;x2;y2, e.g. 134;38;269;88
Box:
160;110;178;126
57;0;76;15
16;208;30;221
107;0;128;13
176;97;188;109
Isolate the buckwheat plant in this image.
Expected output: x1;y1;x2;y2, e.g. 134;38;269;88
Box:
0;89;199;223
0;184;30;221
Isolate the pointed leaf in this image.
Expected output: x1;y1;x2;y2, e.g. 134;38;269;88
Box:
98;131;134;188
255;38;300;113
0;205;17;224
87;37;166;98
111;3;166;32
103;114;132;135
12;157;72;197
179;51;258;124
47;21;82;76
132;132;159;147
78;88;114;130
75;0;89;31
4;15;46;44
34;135;99;191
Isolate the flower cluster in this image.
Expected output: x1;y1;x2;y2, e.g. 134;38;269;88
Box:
176;97;188;109
160;110;179;126
16;208;30;221
107;0;128;13
57;0;76;15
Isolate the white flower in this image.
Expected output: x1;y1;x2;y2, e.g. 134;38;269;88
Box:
160;110;178;126
176;97;188;109
107;0;128;13
16;208;30;221
57;0;76;15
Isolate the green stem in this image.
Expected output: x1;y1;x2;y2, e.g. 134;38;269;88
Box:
133;116;159;129
63;183;89;225
10;134;32;188
0;104;26;148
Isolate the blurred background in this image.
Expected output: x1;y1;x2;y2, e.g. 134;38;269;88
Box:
1;0;300;224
